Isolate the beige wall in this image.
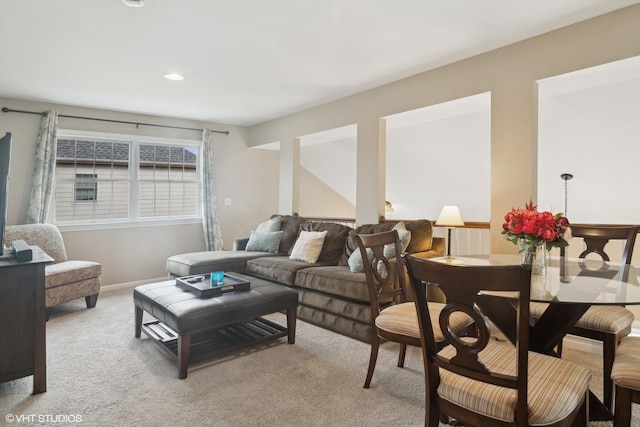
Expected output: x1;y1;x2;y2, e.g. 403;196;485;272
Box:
248;4;640;252
1;97;279;285
3;5;640;285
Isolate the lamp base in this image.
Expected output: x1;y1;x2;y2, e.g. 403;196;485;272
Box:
437;256;464;265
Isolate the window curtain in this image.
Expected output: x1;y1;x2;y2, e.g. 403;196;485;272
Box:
201;128;224;251
26;110;58;224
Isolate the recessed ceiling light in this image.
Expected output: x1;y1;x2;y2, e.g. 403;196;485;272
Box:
123;0;145;7
164;73;184;81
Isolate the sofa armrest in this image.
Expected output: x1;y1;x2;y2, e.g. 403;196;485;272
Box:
232;237;249;251
430;237;445;256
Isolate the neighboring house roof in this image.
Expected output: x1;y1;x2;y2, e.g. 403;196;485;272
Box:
56;139;197;165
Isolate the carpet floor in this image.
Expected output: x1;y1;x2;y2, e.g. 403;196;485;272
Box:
1;284;638;426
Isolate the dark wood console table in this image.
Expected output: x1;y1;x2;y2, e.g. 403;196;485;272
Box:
0;246;53;394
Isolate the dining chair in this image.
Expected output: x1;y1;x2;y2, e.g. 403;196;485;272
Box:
531;224;639;410
404;254;591;427
356;231;472;389
611;336;640;427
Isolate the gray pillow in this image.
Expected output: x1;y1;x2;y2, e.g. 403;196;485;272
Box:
255;216;281;232
383;221;412;259
348;247;373;273
245;230;283;253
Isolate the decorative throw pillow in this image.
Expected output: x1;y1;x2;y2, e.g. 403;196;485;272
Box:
255;216;281;232
289;230;328;263
348;247;374;273
405;219;433;253
300;221;352;265
279;214;308;255
245;230;283;253
383;221;412;259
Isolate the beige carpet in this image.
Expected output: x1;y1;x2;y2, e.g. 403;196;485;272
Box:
0;284;637;427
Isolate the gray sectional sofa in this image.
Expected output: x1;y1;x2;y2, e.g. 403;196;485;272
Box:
166;214;444;343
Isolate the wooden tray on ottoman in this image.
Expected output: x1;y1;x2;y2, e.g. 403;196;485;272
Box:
176;273;250;298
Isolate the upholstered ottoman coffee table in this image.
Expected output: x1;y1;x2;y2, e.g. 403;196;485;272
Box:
134;273;298;379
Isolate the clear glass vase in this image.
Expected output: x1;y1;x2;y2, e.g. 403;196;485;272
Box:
517;238;547;275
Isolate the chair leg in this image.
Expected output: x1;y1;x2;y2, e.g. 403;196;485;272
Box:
397;343;407;368
364;334;380;389
556;338;563;357
85;293;99;308
569;391;588;427
603;335;616;410
613;385;632;427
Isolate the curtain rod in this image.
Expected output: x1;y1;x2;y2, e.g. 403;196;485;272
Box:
1;107;230;135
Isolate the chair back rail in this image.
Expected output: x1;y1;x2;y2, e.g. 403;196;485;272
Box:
563;224;639;266
356;230;407;316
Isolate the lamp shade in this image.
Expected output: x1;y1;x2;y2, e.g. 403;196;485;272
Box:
435;206;464;227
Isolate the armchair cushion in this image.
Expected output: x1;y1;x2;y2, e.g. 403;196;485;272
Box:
45;260;102;289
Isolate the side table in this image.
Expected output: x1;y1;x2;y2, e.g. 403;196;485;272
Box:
0;246;53;394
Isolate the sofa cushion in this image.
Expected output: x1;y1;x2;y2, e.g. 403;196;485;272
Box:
294;265;371;303
245;230;283;253
166;251;278;277
300;221;352;265
298;288;371;324
404;219;433;253
277;214;308;255
247;256;330;286
289;230;327;263
45;260;102;289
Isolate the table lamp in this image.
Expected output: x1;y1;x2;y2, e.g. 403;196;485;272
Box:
436;205;465;262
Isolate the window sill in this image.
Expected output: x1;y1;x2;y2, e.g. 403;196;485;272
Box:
54;217;202;232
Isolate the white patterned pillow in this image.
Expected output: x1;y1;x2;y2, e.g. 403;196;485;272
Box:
289;231;327;263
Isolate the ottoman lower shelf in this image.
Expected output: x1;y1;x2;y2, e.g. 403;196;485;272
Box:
141;317;289;365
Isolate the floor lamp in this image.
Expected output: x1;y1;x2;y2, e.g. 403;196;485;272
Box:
436;206;465;262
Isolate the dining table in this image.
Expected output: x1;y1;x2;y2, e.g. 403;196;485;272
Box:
438;254;640;421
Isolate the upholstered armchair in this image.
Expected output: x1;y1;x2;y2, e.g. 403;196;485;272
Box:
4;224;101;319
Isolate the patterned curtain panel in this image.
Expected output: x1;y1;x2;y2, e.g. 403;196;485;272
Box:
201;128;224;251
26;110;58;224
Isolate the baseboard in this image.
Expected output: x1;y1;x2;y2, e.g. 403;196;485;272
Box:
101;277;167;292
632;320;640;337
562;321;640;355
562;335;603;355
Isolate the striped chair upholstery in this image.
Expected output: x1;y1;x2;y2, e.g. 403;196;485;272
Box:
438;341;591;425
375;301;472;341
611;336;640;427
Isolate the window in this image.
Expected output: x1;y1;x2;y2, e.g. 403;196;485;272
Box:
54;131;200;224
74;173;98;201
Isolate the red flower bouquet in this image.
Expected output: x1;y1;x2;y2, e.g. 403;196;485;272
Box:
502;200;571;251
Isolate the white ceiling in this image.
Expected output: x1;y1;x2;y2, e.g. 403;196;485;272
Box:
0;0;638;126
